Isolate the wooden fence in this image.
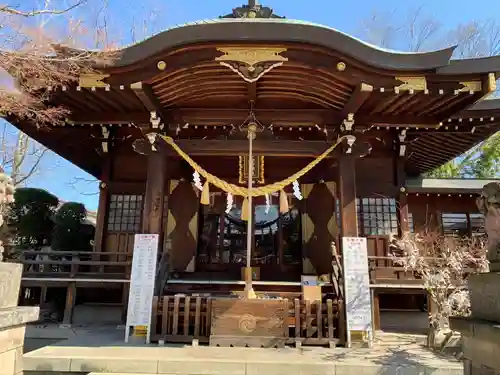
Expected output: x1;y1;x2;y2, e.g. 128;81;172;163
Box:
13;250;130;279
151;295;345;347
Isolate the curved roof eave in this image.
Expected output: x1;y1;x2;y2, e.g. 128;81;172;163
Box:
88;18;458;72
436;56;500;75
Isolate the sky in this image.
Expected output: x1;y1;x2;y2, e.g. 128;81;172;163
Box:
5;0;500;211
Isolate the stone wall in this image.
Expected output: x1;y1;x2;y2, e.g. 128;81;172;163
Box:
0;263;39;375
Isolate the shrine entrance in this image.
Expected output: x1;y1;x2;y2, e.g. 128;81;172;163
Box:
196;193;303;281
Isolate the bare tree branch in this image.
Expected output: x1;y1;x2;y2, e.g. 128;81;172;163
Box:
0;1;87;17
68;176;98;196
0;1;116;127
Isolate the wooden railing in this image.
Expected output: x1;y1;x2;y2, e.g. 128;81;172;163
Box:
14;243;469;286
13;250;131;279
14;251;429;284
151;295;344;347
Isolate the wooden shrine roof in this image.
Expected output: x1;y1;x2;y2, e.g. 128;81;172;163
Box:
4;16;500;179
56;18;500;74
405;178;500;194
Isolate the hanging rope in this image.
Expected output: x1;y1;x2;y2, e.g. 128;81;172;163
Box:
158;134;346;197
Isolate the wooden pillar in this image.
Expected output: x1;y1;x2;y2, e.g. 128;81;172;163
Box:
122;151;166;323
93;156;111;253
338;155;358;237
338;155;357;346
396;158;409;234
142;151;167;236
62;282;76;326
372;290;381;331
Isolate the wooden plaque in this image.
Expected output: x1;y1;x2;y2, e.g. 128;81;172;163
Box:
210;299;287;347
238;155;265;184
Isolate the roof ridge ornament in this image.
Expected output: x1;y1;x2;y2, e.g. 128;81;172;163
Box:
220;1;285;19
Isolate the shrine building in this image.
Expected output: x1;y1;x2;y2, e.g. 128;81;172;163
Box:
5;1;500;346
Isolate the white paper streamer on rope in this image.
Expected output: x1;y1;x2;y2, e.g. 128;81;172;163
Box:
265;194;270;214
292;180;303;200
225;193;233;214
193;171;203;191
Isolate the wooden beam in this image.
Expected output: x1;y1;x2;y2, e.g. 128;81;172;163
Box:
156;138;341;157
130;81;168;128
130;82;162;112
396;157;409;234
342;82;373;117
62;282;76;326
69;109;442;127
142;150;166;235
93;156;111;253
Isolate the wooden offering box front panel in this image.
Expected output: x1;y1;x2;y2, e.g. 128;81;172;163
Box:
210;298;287;348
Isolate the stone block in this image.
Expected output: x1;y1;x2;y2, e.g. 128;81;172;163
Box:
0;307;40;330
468;273;500;323
70;358;159;374
157;359;246;375
0;263;22;309
452;318;500;375
0;348;17;375
463;335;500;371
0;326;25;354
14;347;22;374
23;355;71;372
335;363;425;375
247;362;334;375
423;367;463;375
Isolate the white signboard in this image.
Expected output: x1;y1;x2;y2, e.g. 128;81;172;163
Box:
342;237;373;347
125;234;159;344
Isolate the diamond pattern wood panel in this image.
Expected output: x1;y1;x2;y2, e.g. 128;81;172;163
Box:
301;181;337;275
165;180;199;272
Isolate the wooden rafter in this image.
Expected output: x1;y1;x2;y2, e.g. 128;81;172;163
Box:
130;81;167;128
341;83;373;117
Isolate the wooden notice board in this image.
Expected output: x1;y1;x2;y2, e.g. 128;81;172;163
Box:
342;236;373;348
125;234;159;344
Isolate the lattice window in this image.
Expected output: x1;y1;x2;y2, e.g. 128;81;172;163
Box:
408;212;415;233
357;198;398;236
441;212;485;237
107;195;143;232
470;213;485;236
442;213;468;236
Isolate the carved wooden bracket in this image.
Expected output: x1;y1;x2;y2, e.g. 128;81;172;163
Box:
79;74;110;88
395;76;427;92
101;126;110;153
398;130;407;157
215;47;288;83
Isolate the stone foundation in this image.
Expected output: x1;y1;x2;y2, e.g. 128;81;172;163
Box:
452;318;500;375
468;273;500;322
0;263;39;375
